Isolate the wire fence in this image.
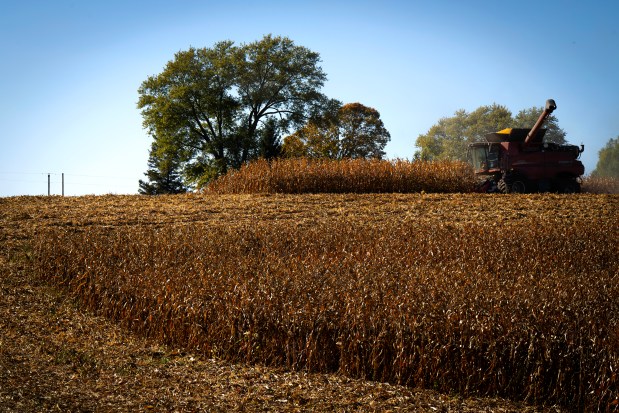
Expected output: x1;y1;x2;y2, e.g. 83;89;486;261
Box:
0;172;139;196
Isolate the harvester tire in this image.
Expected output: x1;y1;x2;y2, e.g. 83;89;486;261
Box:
498;179;509;194
498;174;527;194
558;178;581;194
511;179;527;193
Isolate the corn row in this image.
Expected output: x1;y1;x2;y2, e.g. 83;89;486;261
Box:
204;158;476;194
582;176;619;194
34;213;619;410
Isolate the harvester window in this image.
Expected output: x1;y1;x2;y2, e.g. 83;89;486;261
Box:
470;146;489;172
487;146;499;169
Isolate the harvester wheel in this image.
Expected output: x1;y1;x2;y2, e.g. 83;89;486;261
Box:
498;179;509;194
511;179;527;193
498;174;527;194
558;178;581;193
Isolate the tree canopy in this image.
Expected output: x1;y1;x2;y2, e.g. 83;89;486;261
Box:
282;102;391;159
138;35;328;189
592;136;619;178
414;103;567;161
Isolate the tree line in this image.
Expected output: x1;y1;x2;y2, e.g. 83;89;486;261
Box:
137;35;618;194
137;35;391;194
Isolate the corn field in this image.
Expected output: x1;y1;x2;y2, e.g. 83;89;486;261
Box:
204;158;619;195
582;176;619;194
28;193;619;411
204;158;477;194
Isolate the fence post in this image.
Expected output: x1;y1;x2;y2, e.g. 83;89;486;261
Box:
48;173;50;196
62;173;64;196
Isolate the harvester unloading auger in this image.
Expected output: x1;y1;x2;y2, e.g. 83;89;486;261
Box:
469;99;584;193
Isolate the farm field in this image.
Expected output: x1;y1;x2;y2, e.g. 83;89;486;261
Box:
1;193;618;412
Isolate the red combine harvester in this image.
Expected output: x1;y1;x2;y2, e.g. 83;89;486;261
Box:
469;99;584;193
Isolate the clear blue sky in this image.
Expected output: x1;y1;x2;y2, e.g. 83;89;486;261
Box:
1;0;617;196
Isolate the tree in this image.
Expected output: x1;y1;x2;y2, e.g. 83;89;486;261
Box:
339;103;391;158
282;102;391;159
283;121;339;159
138;141;188;195
415;104;511;161
138;35;328;189
513;106;566;144
592;136;619;178
257;118;282;160
415;103;567;161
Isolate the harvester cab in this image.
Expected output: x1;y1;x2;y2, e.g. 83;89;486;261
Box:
469;99;585;193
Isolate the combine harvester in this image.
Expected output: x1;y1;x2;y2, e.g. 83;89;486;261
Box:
469;99;584;193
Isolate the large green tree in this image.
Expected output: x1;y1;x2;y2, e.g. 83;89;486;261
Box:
138;35;328;190
415;103;567;161
592;136;619;177
282;102;391;159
